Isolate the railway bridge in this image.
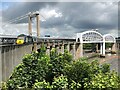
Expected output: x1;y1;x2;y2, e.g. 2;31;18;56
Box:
0;30;118;85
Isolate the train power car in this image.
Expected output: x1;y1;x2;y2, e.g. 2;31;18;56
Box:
16;34;36;44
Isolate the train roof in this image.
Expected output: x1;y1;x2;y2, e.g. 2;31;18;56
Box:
17;34;27;37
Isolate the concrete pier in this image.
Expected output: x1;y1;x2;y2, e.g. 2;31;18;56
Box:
111;43;116;53
46;43;50;56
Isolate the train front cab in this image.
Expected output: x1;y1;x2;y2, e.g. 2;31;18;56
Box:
16;36;25;44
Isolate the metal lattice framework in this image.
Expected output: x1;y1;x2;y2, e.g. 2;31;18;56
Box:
103;34;116;43
76;30;103;43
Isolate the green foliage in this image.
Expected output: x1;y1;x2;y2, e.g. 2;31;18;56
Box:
79;57;88;61
6;46;50;89
5;46;120;89
106;43;112;48
64;59;120;89
100;63;110;73
83;43;92;49
5;47;72;89
52;74;68;89
1;82;7;90
90;60;100;74
64;60;92;89
85;71;119;88
45;48;72;84
69;80;82;89
33;80;51;89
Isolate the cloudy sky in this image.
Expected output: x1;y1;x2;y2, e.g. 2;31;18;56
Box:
0;0;119;38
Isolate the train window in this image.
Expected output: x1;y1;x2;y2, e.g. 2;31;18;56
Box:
18;37;24;40
26;37;28;42
33;37;37;42
28;37;33;42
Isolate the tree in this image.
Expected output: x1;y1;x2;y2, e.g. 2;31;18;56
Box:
64;59;120;89
6;46;50;89
4;46;120;89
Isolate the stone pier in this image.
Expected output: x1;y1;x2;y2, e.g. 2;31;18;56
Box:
111;43;116;53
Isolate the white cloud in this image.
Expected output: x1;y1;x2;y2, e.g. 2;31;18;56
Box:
39;6;62;21
1;23;29;35
47;10;62;18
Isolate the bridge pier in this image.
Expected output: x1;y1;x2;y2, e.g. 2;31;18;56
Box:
80;43;83;57
103;42;105;57
56;44;60;54
69;43;76;60
100;43;105;57
75;43;81;60
33;42;37;52
96;44;99;53
46;43;50;56
61;43;64;54
73;43;76;60
111;43;116;54
52;43;55;48
100;43;103;55
66;43;70;52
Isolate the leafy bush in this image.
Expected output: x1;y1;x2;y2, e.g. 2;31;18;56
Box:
4;46;120;89
64;59;120;89
33;80;51;89
52;74;68;89
6;46;50;89
64;60;93;89
5;47;72;89
84;71;119;88
45;48;72;84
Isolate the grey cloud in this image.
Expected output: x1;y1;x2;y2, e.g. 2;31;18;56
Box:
40;2;118;37
41;17;65;28
2;2;57;22
58;2;117;29
2;2;118;37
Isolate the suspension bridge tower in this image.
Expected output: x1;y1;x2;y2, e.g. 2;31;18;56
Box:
28;11;40;37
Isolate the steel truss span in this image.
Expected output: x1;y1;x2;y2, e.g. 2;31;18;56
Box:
103;34;116;43
76;30;116;43
76;30;103;43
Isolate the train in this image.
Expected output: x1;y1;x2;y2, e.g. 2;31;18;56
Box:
16;34;76;45
16;34;37;44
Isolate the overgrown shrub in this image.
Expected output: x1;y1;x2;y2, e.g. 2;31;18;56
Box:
4;46;120;89
33;80;51;89
64;59;120;89
52;74;68;89
45;48;72;84
6;45;50;89
84;71;119;88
